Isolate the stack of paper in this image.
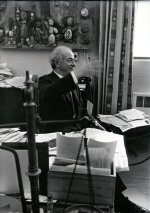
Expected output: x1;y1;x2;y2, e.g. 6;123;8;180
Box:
98;108;150;132
117;108;145;121
0;63;27;88
0;128;27;143
4;76;26;88
0;63;12;77
0;63;13;87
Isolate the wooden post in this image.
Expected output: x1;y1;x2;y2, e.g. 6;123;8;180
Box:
24;71;41;213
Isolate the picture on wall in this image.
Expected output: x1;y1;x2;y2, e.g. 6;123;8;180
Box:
0;1;97;49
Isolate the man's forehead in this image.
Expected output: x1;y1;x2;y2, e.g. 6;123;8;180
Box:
63;50;74;59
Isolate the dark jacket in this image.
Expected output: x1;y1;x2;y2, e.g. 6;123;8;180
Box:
39;71;85;132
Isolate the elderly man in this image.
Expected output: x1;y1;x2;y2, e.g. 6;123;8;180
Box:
39;45;99;133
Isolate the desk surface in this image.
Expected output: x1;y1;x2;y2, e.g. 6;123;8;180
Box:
119;133;150;211
98;117;150;140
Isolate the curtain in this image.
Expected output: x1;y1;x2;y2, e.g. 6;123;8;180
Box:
96;0;135;115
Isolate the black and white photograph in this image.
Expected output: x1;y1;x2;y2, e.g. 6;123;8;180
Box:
0;1;150;213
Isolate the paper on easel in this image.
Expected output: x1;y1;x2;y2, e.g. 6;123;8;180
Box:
56;132;84;160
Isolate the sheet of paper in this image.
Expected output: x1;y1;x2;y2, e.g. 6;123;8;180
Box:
56;132;84;160
118;108;145;121
114;133;129;172
87;100;93;114
50;164;111;176
129;119;149;128
88;147;111;168
35;132;57;142
85;128;103;139
86;129;129;171
4;76;26;88
88;132;117;164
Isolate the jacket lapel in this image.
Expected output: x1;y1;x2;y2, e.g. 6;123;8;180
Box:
50;72;80;116
49;71;60;81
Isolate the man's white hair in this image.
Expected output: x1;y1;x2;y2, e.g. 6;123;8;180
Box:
49;46;72;69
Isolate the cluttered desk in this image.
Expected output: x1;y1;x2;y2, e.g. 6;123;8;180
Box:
0;128;128;213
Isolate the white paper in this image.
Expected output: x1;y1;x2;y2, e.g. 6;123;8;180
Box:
98;112;150;132
88;132;117;165
49;129;129;172
87;100;93;114
97;115;132;132
88;147;111;168
50;164;111;176
0;63;12;75
56;132;84;160
114;134;129;172
118;108;145;121
35;132;57;142
129;119;149;128
85;128;104;139
0;128;26;143
5;76;26;88
66;164;111;176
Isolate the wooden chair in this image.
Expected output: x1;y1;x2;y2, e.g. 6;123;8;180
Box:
0;145;28;213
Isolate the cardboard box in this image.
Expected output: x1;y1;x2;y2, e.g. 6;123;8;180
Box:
48;164;116;206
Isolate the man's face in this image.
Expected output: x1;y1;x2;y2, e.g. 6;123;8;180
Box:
58;49;76;75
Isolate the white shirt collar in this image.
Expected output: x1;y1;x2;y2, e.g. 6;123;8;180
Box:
53;71;63;78
53;71;78;85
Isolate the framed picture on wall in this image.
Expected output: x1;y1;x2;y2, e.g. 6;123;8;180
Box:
0;1;98;50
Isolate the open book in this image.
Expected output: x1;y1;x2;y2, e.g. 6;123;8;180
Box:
54;130;118;175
